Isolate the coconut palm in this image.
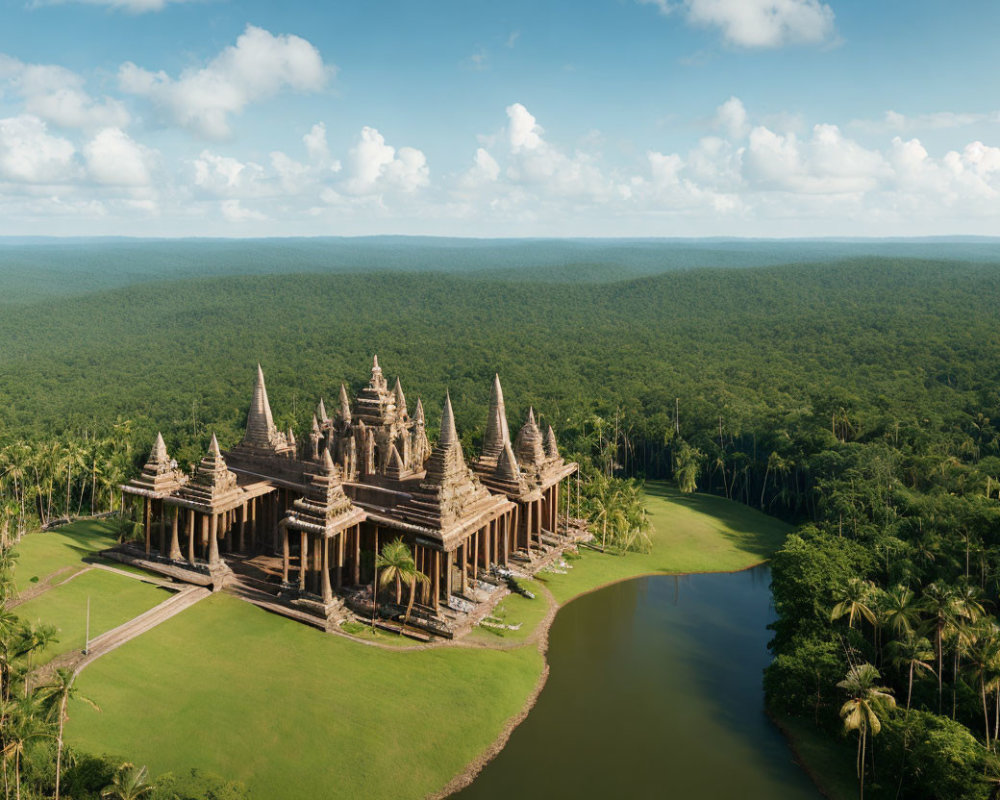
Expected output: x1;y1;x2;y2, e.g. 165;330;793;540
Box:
879;584;920;639
831;578;877;631
886;633;935;710
375;538;429;634
838;663;896;800
1;695;49;800
40;667;101;800
966;624;1000;748
920;582;959;714
101;762;154;800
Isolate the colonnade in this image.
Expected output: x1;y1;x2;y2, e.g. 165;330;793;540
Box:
280;523;364;603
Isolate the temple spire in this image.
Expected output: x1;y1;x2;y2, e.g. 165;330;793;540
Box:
311;414;321;434
338;383;352;423
317;398;328;424
439;391;458;449
322;447;336;474
514;407;546;467
209;432;221;458
414;398;425;425
482;373;511;461
496;439;521;483
544;424;560;460
149;432;169;466
243;364;278;448
393;377;408;418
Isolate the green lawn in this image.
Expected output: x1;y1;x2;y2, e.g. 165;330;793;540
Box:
15;569;171;666
466;579;549;645
540;482;790;603
68;594;543;800
13;520;119;592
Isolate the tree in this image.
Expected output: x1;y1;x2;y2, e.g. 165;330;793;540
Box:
837;663;896;800
101;762;154;800
920;582;959;714
831;577;877;631
886;633;935;711
40;667;100;800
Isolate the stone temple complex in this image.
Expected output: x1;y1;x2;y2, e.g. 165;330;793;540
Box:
122;357;583;638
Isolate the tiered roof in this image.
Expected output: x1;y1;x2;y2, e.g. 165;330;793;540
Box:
514;408;547;469
286;450;366;536
396;393;509;544
354;355;398;426
174;434;244;512
124;433;188;498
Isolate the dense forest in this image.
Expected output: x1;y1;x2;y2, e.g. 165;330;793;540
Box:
2;244;1000;797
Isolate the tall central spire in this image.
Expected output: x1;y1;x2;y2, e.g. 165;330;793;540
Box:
243;364;279;448
482;374;510;461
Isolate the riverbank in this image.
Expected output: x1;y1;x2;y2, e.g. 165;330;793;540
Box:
53;483;792;798
770;713;858;800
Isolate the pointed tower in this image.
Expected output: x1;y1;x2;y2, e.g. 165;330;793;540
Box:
544;425;561;462
239;365;293;455
385;444;405;481
125;433;187;497
423;392;467;486
481;374;511;462
410;397;431;469
337;384;352;424
514;408;546;469
354;355;396;426
316;398;329;425
393;377;408;419
178;433;241;504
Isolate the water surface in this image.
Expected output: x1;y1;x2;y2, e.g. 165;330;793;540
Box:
459;566;819;799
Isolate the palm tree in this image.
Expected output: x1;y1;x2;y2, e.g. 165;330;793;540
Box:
40;667;101;800
1;695;49;800
886;633;935;710
831;578;877;631
966;624;1000;748
838;663;896;800
101;762;153;800
374;538;431;634
879;584;920;639
920;582;959;714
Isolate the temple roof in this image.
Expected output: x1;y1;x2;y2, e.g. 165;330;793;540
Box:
544;424;560;461
316;398;328;425
514;408;546;468
286;448;365;535
337;383;352;424
174;434;243;512
123;432;187;498
354;354;398;426
393;377;408;419
240;365;293;455
481;374;511;461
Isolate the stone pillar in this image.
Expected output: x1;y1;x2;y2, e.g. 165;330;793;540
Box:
143;497;151;557
336;533;344;589
169;506;181;561
208;513;220;565
299;531;308;592
187;510;196;563
472;532;479;579
502;513;510;565
282;525;290;584
239;502;247;553
353;525;361;586
445;550;454;598
460;544;468;594
250;497;257;551
321;537;333;602
432;551;441;612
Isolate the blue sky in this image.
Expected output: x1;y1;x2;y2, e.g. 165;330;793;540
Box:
0;0;998;236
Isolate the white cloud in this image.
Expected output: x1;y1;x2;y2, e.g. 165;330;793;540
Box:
119;25;330;138
220;199;266;222
342;127;428;195
193;150;267;197
0;114;78;183
714;96;748;139
851;109;1000;134
640;0;836;48
507;103;543;151
84;127;153;185
0;56;130;130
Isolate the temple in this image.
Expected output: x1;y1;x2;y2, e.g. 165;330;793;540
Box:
121;358;584;638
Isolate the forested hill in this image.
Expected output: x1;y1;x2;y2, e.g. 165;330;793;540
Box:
1;236;1000;304
0;256;998;469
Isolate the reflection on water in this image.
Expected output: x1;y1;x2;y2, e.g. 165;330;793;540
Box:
458;566;819;799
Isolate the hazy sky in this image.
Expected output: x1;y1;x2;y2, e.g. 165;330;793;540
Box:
1;0;998;237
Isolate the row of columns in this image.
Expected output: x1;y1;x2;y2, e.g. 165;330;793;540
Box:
281;523;364;603
142;491;283;567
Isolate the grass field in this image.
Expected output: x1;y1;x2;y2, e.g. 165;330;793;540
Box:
465;579;548;646
67;594;544;799
15;568;171;666
59;482;792;799
13;520;119;592
539;483;790;604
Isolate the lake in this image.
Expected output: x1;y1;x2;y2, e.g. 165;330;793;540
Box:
458;566;820;799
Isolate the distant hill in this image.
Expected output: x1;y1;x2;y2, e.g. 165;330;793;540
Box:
1;236;999;303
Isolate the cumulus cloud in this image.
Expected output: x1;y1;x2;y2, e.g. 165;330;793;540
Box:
0;114;78;183
341;127;428;195
0;55;130;130
640;0;836;48
714;96;748;139
84;128;153;185
851;109;1000;134
119;25;330;138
